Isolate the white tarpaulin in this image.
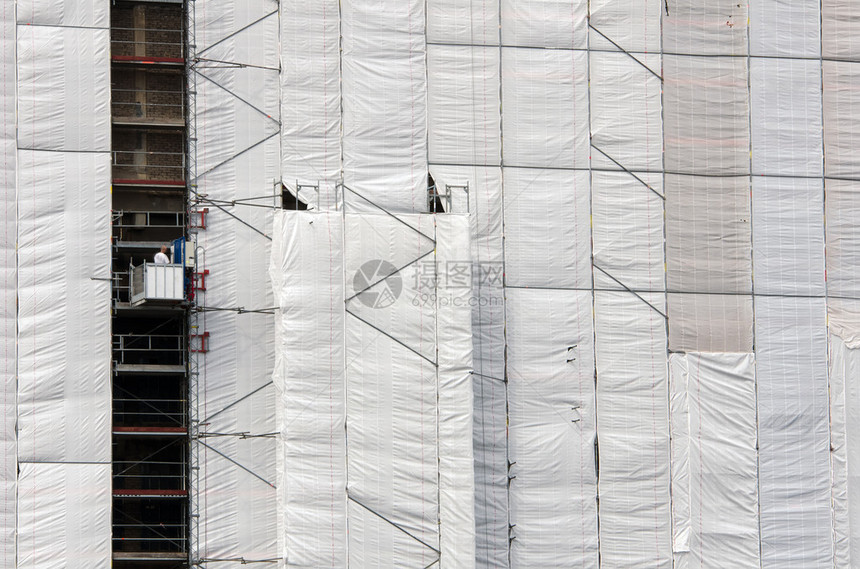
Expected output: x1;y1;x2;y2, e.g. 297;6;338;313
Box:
827;185;860;345
665;173;753;352
427;45;501;167
592;171;663;293
14;7;112;567
341;0;428;212
9;4;113;566
230;1;860;567
822;29;859;356
590;0;661;53
501;48;589;170
823;61;860;179
427;164;506;568
496;13;597;567
669;353;759;569
589;51;662;173
826;178;860;302
750;0;820;57
280;0;341;208
425;4;507;563
272;210;475;568
664;1;748;56
503;168;590;289
824;56;860;338
16;25;110;153
271;211;346;568
0;1;14;565
750;58;822;178
823;55;860;340
748;8;833;564
435;215;478;567
427;0;498;45
191;0;281;563
752;177;825;297
830;333;860;567
506;289;598;568
595;292;671;568
589;18;671;564
501;0;586;49
16;150;111;463
17;0;108;27
663;43;753;353
663;55;749;176
756;297;832;568
268;2;860;568
343;213;442;568
17;463;111;569
823;0;860;59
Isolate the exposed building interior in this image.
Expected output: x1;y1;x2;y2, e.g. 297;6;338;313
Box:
110;1;189;566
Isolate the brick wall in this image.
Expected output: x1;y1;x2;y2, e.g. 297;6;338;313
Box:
112;130;184;181
146;70;184;120
111;69;183;121
111;69;138;119
110;3;183;59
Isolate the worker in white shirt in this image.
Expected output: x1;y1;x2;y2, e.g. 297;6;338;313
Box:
154;245;171;264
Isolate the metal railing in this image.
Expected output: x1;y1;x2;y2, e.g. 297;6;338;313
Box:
114;397;187;428
112;333;186;366
113;210;185;231
111;88;185;122
111;27;185;60
112;150;186;181
112;150;185;168
131;264;144;303
112;524;187;553
112;269;131;304
113;460;187;491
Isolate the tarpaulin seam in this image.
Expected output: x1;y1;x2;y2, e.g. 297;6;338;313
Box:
2;0;13;563
497;0;512;566
659;3;673;558
821;0;843;564
745;11;764;567
693;354;703;566
644;5;665;562
327;205;337;566
409;0;418;212
584;3;598;564
472;4;503;559
28;23;35;566
323;0;332;192
820;0;841;563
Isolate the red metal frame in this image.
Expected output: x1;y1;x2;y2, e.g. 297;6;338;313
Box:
192;270;209;293
113;489;188;497
111;55;185;65
113;426;187;434
112;178;186;187
189;208;209;230
190;332;210;353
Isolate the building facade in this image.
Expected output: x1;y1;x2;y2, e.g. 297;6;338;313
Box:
0;0;859;568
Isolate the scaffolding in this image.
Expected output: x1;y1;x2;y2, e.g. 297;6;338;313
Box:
110;1;190;567
1;0;859;567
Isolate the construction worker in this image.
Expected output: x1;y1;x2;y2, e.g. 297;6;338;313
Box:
154;245;170;264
